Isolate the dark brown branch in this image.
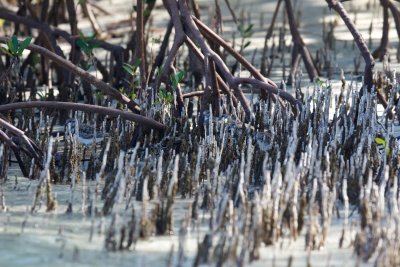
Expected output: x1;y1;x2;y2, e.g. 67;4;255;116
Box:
0;129;29;177
178;0;254;119
149;20;173;80
373;0;389;61
326;0;374;89
126;0;156;63
184;37;239;108
266;0;283;39
182;90;222;99
387;0;400;39
193;16;276;87
285;0;319;82
81;0;103;35
0;9;125;85
326;0;387;108
156;0;187;90
136;0;147;90
170;66;185;114
209;57;221;116
0;37;140;113
0;118;43;164
187;9;300;114
0;9;65;58
190;0;201;19
223;0;238;24
0;101;166;130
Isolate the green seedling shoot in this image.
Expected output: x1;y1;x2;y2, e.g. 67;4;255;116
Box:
76;31;100;58
95;91;104;104
35;91;50;101
155;66;163;79
158;88;173;105
238;24;254;51
0;35;32;58
171;70;185;90
122;59;141;77
122;59;142;99
154;70;185;105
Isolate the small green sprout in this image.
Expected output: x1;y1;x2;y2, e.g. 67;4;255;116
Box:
155;66;163;78
238;24;254;50
144;9;151;17
123;59;143;90
158;89;174;105
35;91;50;101
238;24;254;38
129;91;137;100
95;91;104;103
119;87;137;101
122;59;141;76
315;77;324;87
0;35;32;58
76;31;100;57
170;70;185;89
151;37;162;44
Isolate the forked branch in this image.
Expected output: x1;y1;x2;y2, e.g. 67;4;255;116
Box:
0;37;141;113
0;102;166;130
326;0;388;108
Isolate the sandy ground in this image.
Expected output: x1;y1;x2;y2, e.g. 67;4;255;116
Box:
0;0;396;266
0;167;370;267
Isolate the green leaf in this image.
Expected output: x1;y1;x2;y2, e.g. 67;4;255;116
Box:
11;35;19;54
238;24;254;38
245;24;254;34
315;77;324;87
375;137;386;147
35;91;48;100
176;71;185;83
155;66;162;78
76;38;88;50
32;53;40;65
171;75;177;85
6;39;14;55
129;91;137;100
151;37;161;44
159;88;173;104
133;58;142;69
17;36;32;56
123;63;135;75
0;46;12;57
171;70;185;88
243;41;251;49
79;31;86;41
95;91;104;102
